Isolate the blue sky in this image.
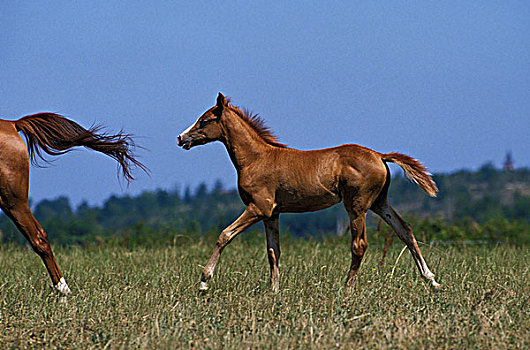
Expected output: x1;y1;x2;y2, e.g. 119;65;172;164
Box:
1;1;529;206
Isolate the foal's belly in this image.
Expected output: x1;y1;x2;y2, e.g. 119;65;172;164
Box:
275;187;342;213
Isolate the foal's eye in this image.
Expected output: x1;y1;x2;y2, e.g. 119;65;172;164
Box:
199;118;213;127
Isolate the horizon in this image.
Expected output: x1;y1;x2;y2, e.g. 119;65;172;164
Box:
28;160;528;209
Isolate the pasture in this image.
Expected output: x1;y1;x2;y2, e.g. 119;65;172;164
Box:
0;235;528;349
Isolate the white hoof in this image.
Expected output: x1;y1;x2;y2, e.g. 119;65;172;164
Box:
431;279;441;290
55;277;71;295
199;281;209;291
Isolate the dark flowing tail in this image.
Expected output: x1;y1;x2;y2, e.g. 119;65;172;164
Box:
15;113;147;184
381;152;438;197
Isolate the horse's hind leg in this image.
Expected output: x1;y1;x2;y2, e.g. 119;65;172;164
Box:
372;200;440;289
0;138;70;295
1;201;71;295
344;211;368;290
264;214;280;293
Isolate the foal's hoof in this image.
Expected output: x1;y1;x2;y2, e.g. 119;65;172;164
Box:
431;280;441;290
55;277;71;295
198;281;209;292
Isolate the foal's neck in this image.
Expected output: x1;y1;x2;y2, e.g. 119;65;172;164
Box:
220;112;270;170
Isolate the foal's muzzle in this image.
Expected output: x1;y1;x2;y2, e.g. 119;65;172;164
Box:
176;135;192;150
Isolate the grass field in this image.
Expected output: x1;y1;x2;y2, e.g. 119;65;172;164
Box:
0;234;528;349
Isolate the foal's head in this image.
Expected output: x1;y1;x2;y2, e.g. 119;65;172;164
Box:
178;92;286;150
177;93;228;150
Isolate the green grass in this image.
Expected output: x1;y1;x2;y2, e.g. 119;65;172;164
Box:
0;235;528;349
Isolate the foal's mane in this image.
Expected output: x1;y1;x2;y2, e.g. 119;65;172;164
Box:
227;103;287;148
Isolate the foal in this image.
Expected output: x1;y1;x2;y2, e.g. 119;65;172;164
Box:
177;93;440;292
0;113;145;295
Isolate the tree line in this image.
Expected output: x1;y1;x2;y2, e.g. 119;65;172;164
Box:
0;164;528;246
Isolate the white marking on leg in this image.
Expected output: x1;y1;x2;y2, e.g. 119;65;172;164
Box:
199;264;215;291
55;277;71;295
421;262;434;280
206;262;217;279
420;262;441;289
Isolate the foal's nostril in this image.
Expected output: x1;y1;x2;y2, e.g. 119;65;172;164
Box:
177;135;182;146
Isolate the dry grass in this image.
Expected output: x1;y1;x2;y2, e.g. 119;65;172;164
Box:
0;235;528;349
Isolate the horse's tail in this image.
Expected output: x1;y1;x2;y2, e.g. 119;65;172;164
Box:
14;113;147;184
381;152;438;197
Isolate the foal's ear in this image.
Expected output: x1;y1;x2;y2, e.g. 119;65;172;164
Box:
217;92;227;109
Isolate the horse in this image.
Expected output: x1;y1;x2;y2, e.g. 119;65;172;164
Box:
177;93;441;292
0;112;146;295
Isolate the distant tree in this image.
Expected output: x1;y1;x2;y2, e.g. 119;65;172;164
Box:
183;186;192;203
477;162;497;181
213;179;224;193
195;182;208;199
34;196;74;221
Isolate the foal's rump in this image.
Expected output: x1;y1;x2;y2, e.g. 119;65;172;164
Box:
332;144;438;197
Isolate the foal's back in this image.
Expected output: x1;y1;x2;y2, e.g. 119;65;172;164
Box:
255;143;387;213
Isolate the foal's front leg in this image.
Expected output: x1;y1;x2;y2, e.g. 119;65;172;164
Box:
199;204;263;291
264;214;280;293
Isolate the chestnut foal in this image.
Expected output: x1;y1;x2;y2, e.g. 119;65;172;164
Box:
0;113;145;295
177;93;440;292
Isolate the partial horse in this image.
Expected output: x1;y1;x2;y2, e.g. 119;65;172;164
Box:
0;113;146;295
177;93;440;293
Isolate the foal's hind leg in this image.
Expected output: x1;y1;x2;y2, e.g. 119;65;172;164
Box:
344;212;368;290
0;202;71;295
264;214;280;293
372;201;440;289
